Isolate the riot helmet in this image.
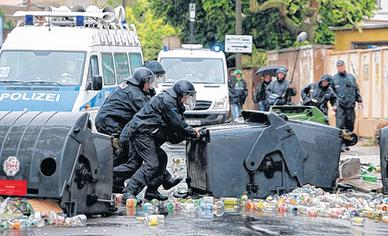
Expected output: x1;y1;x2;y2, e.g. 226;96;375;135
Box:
144;60;166;83
172;80;197;111
127;67;157;89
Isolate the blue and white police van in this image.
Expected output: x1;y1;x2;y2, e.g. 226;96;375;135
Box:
0;6;143;123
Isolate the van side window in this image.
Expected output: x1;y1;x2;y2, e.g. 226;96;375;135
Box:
102;53;116;85
114;53;130;84
87;55;99;88
129;53;142;73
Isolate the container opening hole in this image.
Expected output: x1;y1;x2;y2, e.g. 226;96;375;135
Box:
40;158;56;176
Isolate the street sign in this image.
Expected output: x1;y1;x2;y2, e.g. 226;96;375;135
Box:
225;35;253;53
189;3;196;22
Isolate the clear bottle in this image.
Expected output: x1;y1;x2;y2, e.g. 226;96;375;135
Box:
213;200;225;217
143;202;154;214
70;214;87;226
47;211;58;225
19;219;32;228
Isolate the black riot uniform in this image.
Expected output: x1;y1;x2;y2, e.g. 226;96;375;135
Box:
332;71;362;132
301;74;337;115
95;61;165;136
95;67;157;167
121;80;198;202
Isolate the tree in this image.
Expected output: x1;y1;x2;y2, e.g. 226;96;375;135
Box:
125;0;179;60
150;0;376;49
151;0;235;47
252;0;376;44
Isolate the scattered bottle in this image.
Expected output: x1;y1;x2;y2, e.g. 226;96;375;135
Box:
126;198;137;208
350;217;365;226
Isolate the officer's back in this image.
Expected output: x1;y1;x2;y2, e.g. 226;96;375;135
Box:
128;88;186;136
96;83;145;130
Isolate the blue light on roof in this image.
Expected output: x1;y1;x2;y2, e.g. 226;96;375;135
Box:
211;45;221;52
163;45;169;51
75;16;85;26
25;15;33;26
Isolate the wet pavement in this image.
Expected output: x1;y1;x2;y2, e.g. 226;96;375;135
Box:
6;209;388;236
3;142;388;236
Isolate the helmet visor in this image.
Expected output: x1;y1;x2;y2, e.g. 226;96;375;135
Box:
156;73;166;83
183;92;196;111
148;74;158;89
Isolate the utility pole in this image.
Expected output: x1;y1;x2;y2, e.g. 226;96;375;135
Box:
122;0;127;9
189;2;196;44
235;0;242;69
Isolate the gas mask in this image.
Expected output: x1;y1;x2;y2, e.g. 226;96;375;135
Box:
182;92;197;111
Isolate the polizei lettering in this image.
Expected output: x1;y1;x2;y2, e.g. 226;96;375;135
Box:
0;92;61;102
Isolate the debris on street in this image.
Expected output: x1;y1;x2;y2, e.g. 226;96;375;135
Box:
0;197;88;230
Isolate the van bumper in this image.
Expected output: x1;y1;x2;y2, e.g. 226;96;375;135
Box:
184;112;227;126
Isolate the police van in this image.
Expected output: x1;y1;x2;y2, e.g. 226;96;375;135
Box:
157;44;229;126
0;6;143;122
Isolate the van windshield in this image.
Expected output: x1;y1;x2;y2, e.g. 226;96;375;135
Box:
0;50;85;86
160;58;225;84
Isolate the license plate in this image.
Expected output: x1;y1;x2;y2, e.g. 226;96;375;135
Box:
0;179;27;196
186;119;201;126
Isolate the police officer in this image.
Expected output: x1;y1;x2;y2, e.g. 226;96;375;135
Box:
253;73;272;111
266;67;296;106
95;67;157;167
332;60;363;151
95;61;165;137
122;80;200;202
301;74;337;116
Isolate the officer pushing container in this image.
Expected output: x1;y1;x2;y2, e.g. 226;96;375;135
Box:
301;74;337;116
332;60;363;151
121;80;201;202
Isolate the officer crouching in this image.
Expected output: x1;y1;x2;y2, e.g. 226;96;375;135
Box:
121;80;201;202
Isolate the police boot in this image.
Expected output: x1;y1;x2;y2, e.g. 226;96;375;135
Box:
112;185;124;194
162;177;183;190
144;189;168;201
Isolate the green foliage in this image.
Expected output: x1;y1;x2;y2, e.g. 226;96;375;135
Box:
151;0;235;47
126;0;179;60
257;0;376;44
242;48;267;67
150;0;376;50
0;9;15;31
